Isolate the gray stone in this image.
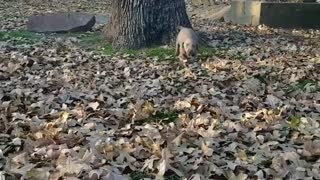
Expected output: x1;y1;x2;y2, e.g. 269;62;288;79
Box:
27;12;96;33
95;15;109;26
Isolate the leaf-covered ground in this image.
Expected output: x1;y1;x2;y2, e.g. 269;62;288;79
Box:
1;1;320;180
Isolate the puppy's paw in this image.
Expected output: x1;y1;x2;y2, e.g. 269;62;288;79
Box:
178;55;187;63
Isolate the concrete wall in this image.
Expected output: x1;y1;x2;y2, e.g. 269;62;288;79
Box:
228;1;320;29
260;3;320;28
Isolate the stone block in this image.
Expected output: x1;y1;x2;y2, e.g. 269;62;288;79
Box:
27;12;96;33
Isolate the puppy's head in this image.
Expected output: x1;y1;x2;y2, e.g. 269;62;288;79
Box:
183;39;197;57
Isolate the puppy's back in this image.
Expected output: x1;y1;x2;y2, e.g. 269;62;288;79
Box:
177;26;198;43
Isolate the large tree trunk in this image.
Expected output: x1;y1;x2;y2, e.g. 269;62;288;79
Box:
104;0;192;50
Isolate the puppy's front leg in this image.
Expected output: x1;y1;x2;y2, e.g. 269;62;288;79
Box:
175;42;180;56
190;56;196;63
179;43;187;62
190;44;199;63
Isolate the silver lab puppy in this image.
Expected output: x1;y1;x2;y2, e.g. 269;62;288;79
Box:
175;26;199;62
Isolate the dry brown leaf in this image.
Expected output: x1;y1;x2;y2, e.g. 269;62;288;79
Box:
88;102;100;111
303;140;320;157
1;3;320;179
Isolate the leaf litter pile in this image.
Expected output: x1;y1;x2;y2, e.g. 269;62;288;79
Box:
1;1;320;180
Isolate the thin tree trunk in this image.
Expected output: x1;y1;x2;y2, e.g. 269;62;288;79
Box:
104;0;192;50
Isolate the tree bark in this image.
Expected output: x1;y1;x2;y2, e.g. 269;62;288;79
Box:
104;0;192;50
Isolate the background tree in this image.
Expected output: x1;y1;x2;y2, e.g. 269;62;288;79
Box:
104;0;192;50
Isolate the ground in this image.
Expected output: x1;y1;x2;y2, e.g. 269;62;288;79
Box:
1;0;320;180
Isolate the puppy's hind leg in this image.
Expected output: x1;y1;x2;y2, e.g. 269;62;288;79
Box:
178;43;188;68
179;43;187;60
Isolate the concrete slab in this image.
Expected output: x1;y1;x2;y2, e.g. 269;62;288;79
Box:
229;1;261;25
246;1;261;25
190;0;215;6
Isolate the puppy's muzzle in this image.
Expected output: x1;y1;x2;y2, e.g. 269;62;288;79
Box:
188;50;196;57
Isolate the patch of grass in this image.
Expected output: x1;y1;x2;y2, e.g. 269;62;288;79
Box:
99;44;176;60
77;32;104;45
200;69;209;76
130;171;153;180
144;47;175;60
151;110;179;124
231;53;247;61
73;32;111;51
0;30;38;40
288;115;301;129
100;44;140;57
122;48;140;57
253;74;268;84
165;174;181;180
101;43;116;55
199;47;219;57
97;43;245;62
130;171;180;180
73;32;109;55
52;32;141;57
286;79;318;93
199;46;248;61
134;110;179;125
0;29;42;44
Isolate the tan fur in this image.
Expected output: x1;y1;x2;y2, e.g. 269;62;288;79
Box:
175;26;199;62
